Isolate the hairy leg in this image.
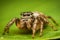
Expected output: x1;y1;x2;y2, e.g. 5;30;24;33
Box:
3;17;18;35
32;19;37;38
48;22;57;31
47;16;58;26
40;15;57;31
37;16;44;36
40;15;49;23
40;21;43;36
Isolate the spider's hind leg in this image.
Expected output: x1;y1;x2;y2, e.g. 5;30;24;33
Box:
47;21;57;31
47;16;58;26
40;15;57;31
3;17;17;35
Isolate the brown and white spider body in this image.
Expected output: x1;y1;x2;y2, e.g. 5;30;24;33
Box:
3;11;58;38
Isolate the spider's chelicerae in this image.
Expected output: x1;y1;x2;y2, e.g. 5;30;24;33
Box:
3;11;58;38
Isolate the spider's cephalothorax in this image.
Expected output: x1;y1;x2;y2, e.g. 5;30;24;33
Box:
3;11;58;38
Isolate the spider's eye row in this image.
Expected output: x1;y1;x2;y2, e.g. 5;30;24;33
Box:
23;14;30;16
27;14;30;16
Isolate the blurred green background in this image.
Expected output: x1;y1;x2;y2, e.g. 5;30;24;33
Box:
0;0;60;40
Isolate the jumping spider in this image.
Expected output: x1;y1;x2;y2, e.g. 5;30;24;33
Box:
3;11;58;38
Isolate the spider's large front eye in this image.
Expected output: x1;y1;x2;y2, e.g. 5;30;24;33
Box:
27;14;30;16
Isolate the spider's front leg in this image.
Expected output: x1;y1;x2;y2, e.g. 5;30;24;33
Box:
3;17;18;35
32;19;37;38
